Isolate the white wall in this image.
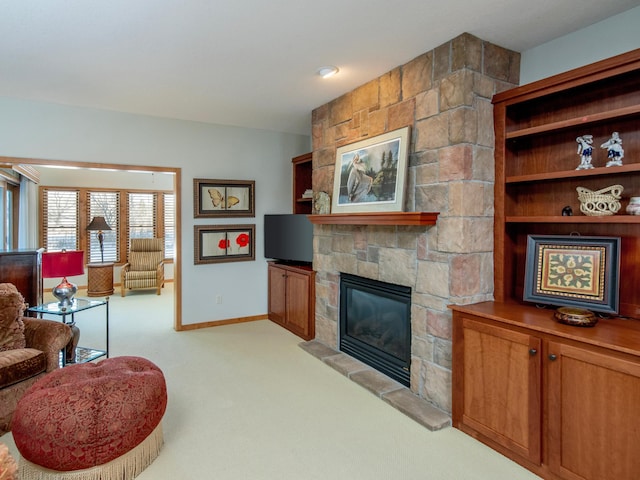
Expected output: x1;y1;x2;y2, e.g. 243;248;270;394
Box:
520;6;640;85
0;97;310;326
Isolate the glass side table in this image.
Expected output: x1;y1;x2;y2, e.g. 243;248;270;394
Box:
28;297;109;367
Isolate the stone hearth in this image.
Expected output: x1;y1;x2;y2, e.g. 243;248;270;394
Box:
309;33;520;414
300;340;450;431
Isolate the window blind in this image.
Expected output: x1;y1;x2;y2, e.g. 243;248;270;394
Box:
88;191;119;263
43;190;79;251
127;192;157;248
163;193;175;259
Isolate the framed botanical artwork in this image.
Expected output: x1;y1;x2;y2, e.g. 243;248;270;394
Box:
331;126;410;214
194;224;255;264
523;235;621;314
194;179;255;218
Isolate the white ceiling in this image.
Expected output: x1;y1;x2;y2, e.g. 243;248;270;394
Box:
1;1;637;136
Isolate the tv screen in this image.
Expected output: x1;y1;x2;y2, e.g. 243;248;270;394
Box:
264;214;313;264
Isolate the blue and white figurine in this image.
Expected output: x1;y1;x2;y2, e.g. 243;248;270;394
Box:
601;131;624;167
576;135;594;170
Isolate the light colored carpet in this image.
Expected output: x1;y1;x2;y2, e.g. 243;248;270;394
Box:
2;284;541;479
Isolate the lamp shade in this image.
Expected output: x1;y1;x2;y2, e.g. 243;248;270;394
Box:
42;251;85;278
86;216;111;231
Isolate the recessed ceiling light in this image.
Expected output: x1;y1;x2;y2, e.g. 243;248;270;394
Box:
317;66;339;78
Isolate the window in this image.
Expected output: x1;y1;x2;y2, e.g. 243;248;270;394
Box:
42;190;79;251
41;187;174;263
127;192;156;241
164;193;175;259
88;191;119;263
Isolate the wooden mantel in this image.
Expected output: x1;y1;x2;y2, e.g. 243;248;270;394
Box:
307;211;439;226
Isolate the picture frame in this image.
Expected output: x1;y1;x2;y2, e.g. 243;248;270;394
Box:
523;235;621;314
194;179;255;218
194;224;255;264
331;126;410;214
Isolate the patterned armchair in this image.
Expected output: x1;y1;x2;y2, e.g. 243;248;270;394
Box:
0;283;72;435
120;238;165;297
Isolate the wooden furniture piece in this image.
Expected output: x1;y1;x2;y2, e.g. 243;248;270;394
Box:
87;262;114;297
268;262;315;340
493;48;640;314
0;248;43;313
451;302;640;480
292;152;312;214
450;49;640;480
308;211;438;226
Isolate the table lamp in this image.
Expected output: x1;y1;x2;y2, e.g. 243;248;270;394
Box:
42;250;85;307
86;216;112;263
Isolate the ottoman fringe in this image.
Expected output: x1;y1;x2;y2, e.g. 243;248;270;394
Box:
18;423;164;480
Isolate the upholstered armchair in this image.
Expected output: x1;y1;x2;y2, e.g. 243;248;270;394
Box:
0;283;72;435
121;238;165;297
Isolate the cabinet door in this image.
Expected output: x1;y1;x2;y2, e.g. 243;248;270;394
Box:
267;265;286;325
285;269;310;338
458;318;542;464
547;342;640;480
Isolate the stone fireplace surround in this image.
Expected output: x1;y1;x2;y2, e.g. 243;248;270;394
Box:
307;33;520;418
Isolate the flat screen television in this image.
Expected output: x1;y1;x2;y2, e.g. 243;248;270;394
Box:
264;214;313;264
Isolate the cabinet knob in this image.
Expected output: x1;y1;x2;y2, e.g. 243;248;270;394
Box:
529;348;537;356
548;354;557;361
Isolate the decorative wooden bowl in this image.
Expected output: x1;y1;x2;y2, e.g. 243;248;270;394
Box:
554;307;598;327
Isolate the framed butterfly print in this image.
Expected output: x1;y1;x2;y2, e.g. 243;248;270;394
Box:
194;178;255;217
194;224;255;264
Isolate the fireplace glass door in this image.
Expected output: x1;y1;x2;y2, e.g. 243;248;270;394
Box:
340;273;411;386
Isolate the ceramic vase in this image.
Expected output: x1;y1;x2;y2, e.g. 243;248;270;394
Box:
627;197;640;215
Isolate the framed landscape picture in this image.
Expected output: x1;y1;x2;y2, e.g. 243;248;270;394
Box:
523;235;621;314
194;224;255;264
194;179;255;218
331;127;409;214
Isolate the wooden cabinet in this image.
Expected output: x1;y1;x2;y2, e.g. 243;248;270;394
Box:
452;302;640;480
268;262;315;340
455;317;541;465
292;152;312;214
492;49;640;315
0;249;43;313
546;342;640;480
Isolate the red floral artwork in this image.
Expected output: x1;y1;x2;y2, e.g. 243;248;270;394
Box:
236;233;250;248
218;238;230;250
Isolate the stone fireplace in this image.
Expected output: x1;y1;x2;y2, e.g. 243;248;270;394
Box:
310;33;520;414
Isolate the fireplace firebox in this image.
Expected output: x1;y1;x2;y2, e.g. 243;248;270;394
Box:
339;273;411;386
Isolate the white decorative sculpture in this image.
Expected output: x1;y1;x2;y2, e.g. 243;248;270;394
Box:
576;135;594;170
601;131;624;167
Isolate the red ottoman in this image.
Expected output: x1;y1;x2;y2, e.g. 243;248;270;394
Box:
12;356;167;479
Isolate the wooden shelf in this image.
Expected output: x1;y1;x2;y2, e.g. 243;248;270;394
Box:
505;105;640;140
308;211;439;226
506;215;640;224
292;153;312;214
506;163;640;184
